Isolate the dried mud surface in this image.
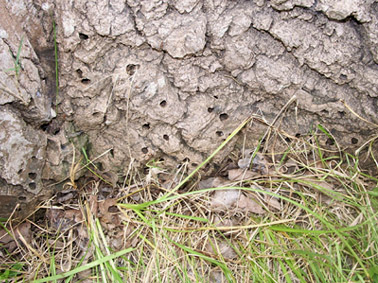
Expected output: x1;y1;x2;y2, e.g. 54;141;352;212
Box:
0;0;377;217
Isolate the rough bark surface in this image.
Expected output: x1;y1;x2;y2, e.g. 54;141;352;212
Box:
0;0;377;217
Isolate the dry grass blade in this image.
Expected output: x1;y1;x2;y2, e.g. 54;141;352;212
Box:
64;144;82;190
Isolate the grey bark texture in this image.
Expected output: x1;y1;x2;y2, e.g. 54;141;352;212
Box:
0;0;377;218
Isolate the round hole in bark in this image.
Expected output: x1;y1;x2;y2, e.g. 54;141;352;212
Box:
163;134;169;141
53;128;60;135
142;123;150;130
40;123;49;131
351;137;358;144
160;100;167;107
295;133;301;138
285;137;291;143
208;107;214;113
219;113;229;121
183;157;190;162
110;149;114;157
326;138;335;146
216;131;224;137
79;33;89;40
81;78;91;84
29;182;36;190
76;69;83;78
28;172;37;180
321;109;329;115
141;147;148;154
126;64;138;75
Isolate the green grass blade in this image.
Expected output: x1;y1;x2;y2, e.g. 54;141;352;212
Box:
34;248;134;283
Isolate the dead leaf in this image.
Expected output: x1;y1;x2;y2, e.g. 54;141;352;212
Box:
209;270;226;283
227;169;259;181
210;190;239;211
205;240;237;260
64;209;84;223
198;177;229;189
238;151;269;174
47;208;83;231
211;215;237;228
210;190;265;214
238;194;265;214
263;195;281;210
98;198;120;225
0;222;31;252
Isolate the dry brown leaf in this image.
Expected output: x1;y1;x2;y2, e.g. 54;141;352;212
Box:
227;168;259;181
209;270;226;283
238;152;269;174
198;177;229;189
211;215;237;228
210;190;265;214
263;195;281;210
0;222;31;251
64;209;84;223
210;190;239;211
47;208;84;231
205;240;237;260
238;194;265;214
98;198;120;225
